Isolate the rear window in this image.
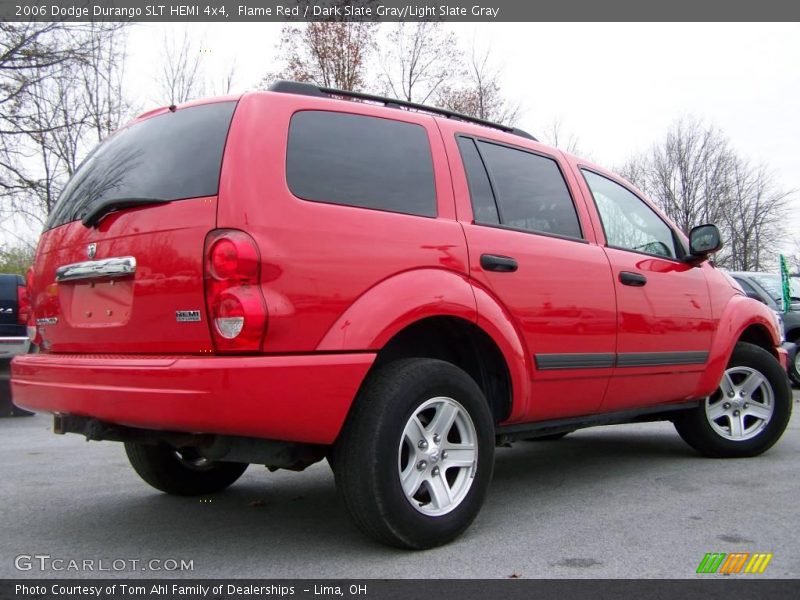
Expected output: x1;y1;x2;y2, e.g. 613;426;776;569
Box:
46;101;237;230
286;111;436;217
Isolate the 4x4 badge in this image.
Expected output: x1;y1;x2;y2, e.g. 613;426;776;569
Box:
87;243;97;259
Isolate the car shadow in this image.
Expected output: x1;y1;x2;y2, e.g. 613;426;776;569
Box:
28;424;710;570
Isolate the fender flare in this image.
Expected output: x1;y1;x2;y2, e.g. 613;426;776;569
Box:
316;268;530;419
695;295;782;398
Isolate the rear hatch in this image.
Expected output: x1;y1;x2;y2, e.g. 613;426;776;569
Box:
30;100;237;354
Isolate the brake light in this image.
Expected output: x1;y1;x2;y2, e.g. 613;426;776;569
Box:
204;230;267;352
17;283;31;326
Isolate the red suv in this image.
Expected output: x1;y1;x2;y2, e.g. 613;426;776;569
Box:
12;81;792;549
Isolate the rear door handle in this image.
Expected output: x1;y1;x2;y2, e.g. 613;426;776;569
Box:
619;271;647;287
480;254;518;273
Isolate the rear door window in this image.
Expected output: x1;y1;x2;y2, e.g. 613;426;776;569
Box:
286;111;436;217
473;140;582;239
47;101;237;230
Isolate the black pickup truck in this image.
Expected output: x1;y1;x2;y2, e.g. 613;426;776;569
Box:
1;273;31;416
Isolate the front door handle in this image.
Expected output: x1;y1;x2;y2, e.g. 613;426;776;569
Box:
619;271;647;287
480;254;518;273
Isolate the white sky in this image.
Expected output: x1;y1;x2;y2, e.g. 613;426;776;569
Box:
125;22;799;244
5;22;799;249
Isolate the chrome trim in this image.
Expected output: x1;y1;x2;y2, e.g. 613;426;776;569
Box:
55;257;136;282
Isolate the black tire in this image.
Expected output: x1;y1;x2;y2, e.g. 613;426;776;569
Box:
124;442;248;496
522;431;570;441
674;342;792;458
788;339;800;387
333;358;495;549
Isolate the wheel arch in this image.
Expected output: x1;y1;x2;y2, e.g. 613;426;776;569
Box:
317;268;530;425
695;295;782;398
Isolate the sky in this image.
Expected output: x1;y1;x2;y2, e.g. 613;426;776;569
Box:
126;22;800;246
5;22;799;252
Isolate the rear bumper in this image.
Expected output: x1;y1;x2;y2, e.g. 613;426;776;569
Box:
11;352;375;444
0;336;30;360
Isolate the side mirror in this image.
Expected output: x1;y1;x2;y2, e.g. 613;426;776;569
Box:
686;224;723;263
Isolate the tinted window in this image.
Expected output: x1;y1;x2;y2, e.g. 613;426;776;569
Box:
582;170;677;259
476;141;582;239
457;137;499;224
287;111;436;217
47;101;236;230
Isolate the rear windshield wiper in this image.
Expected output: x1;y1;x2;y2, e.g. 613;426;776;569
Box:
81;197;171;228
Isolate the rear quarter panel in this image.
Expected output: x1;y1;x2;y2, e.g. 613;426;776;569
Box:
217;92;469;353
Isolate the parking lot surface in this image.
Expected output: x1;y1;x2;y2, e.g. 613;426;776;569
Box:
1;389;798;579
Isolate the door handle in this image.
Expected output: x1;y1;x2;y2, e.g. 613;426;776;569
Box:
480;254;518;273
619;271;647;287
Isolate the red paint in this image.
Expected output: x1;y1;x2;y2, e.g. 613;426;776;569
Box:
12;91;785;443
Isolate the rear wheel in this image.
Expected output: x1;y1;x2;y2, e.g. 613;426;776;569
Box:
333;358;494;549
674;343;792;458
124;442;248;496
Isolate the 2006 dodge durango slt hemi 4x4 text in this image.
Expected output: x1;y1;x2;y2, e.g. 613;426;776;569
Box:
11;82;792;549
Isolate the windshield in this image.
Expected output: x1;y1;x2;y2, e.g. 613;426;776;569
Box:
749;273;800;303
46;101;236;230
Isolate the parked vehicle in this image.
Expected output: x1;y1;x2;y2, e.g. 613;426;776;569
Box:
1;273;31;416
11;82;792;549
728;271;800;386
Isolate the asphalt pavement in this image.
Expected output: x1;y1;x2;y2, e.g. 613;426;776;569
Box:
1;389;798;579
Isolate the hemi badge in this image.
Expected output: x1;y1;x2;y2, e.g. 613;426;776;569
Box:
176;310;201;323
36;317;58;326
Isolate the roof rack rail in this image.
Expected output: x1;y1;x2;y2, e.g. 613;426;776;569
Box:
267;80;537;142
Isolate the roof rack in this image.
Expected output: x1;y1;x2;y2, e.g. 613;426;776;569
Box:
268;80;537;142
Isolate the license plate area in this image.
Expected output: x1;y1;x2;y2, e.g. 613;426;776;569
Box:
62;278;134;327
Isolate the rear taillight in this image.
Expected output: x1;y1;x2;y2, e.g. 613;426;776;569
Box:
17;283;31;326
204;230;267;353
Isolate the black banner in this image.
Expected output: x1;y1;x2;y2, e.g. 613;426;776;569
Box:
2;580;800;600
2;0;800;22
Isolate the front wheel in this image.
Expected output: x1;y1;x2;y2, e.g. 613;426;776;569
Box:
332;358;495;549
674;342;792;458
125;442;248;496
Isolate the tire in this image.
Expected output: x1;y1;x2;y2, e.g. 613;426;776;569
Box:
788;339;800;387
124;442;248;496
674;342;792;458
332;358;495;549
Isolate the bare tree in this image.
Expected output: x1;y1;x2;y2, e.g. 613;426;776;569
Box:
156;29;205;105
618;118;734;233
721;160;791;271
619;117;792;270
541;117;585;156
211;60;237;96
0;23;132;238
436;45;520;125
379;23;462;104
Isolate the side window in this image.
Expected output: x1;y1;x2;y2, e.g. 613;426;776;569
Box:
476;140;582;239
456;137;499;224
286;111;436;217
582;170;677;259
